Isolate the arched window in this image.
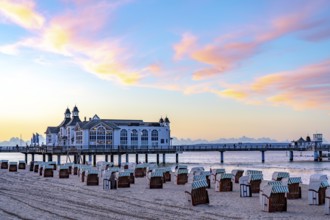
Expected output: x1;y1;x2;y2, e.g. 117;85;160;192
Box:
97;127;105;145
151;130;158;147
141;129;148;147
89;125;113;148
120;129;127;146
131;129;138;147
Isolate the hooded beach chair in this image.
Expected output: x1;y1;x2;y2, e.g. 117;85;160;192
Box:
8;162;17;172
43;164;54;177
231;169;244;183
175;168;188;185
18;160;26;169
0;160;9;169
135;164;147;177
215;173;233;192
282;177;302;199
261;185;288;212
211;168;225;183
118;171;131;188
239;176;251;197
148;171;164;189
59;165;70;179
86;169;99;186
248;173;263;193
185;179;209;206
325;188;330;215
308;180;329;205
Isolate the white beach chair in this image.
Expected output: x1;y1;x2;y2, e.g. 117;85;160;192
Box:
239;176;251;197
325;188;330;215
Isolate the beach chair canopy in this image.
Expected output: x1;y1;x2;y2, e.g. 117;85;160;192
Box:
0;160;9;162
43;165;53;169
282;177;302;185
310;174;328;182
177;169;188;175
248;174;263;182
65;163;74;166
86;169;98;175
272;172;290;180
217;173;233;180
108;167;120;173
125;169;134;173
163;167;172;172
201;171;211;176
119;171;131;177
193;175;207;182
309;180;329;191
239;175;249;184
176;164;188;170
267;181;283;186
262;184;289;197
190;167;204;174
247;170;262;175
19;160;26;164
59;165;69;170
9;162;17;165
151;171;164;178
136;163;148;168
192;179;208;190
212;168;225;174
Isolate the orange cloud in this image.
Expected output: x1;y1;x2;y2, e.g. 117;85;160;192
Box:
193;68;220;81
0;0;44;29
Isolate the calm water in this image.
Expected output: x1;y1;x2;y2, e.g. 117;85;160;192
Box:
1;151;329;184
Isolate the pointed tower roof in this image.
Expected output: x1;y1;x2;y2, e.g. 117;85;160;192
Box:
164;116;170;123
159;117;164;123
73;105;79;113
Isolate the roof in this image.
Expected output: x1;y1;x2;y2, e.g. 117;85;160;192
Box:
73;106;79;112
65;108;71;114
164;116;170;123
67;116;82;126
297;137;305;143
159;117;164;123
267;181;282;186
263;185;289;197
46;126;59;134
79;120;119;130
177;169;188;174
58;117;71;127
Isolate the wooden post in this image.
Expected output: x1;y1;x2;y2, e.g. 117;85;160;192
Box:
93;154;96;167
176;153;179;164
110;154;114;163
162;153;166;165
145;153;148;163
319;151;322;161
24;153;28;164
42;154;46;162
126;154;129;163
105;154;108;162
31;153;34;162
135;154;139;164
118;154;122;167
48;154;52;162
156;154;159;165
82;154;86;164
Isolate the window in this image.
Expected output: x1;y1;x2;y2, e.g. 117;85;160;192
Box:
161;139;164;144
131;129;138;147
141;129;148;147
97;127;105;145
151;130;158;147
76;131;83;144
120;129;128;146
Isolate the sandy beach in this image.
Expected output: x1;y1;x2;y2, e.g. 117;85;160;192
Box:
0;167;328;220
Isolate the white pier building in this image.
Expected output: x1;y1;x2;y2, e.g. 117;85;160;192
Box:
45;106;171;149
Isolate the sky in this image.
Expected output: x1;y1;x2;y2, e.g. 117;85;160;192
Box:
0;0;330;143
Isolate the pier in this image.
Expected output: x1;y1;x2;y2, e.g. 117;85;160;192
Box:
1;143;330;165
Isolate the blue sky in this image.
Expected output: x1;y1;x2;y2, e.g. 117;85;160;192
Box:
0;0;329;143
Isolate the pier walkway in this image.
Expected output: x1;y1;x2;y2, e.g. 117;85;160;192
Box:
1;143;329;165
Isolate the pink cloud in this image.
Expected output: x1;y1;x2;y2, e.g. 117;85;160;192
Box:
173;33;197;60
219;60;330;111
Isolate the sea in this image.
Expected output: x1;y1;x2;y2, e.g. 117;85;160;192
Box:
1;151;329;184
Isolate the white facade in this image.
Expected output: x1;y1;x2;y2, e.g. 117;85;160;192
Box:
45;107;171;149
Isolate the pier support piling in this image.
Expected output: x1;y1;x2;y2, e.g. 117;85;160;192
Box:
162;153;166;165
83;155;86;164
314;151;318;162
24;153;28;164
118;154;122;167
289;151;294;162
42;154;46;162
220;151;224;164
176;153;179;164
73;155;77;164
105;154;108;162
93;154;96;167
110;154;114;163
145;154;148;163
135;154;139;164
126;154;129;163
31;154;34;162
156;154;159;165
48;154;52;162
57;155;61;165
319;151;323;161
261;151;265;163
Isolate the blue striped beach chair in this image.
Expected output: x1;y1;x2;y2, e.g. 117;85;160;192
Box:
325;188;330;215
308;180;329;205
231;169;244;183
211;168;225;183
43;165;54;177
282;177;302;199
239;176;251;197
59;165;70;179
185;179;209;206
215;173;233;192
175;169;188;185
135;163;147;177
8;162;17;172
18;160;26;169
149;171;164;189
0;160;9;169
272;172;290;181
86;169;99;186
118;171;131;188
261;185;289;212
248;173;263;193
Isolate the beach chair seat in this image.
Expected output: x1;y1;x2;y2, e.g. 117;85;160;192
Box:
118;171;131;188
325;188;330;215
8;162;17;172
0;160;9;169
86;170;99;186
215;173;233;192
232;169;244;183
18;161;26;169
43;165;54;177
59;166;69;179
261;185;288;212
149;171;164;189
185;179;209;206
249;174;263;193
